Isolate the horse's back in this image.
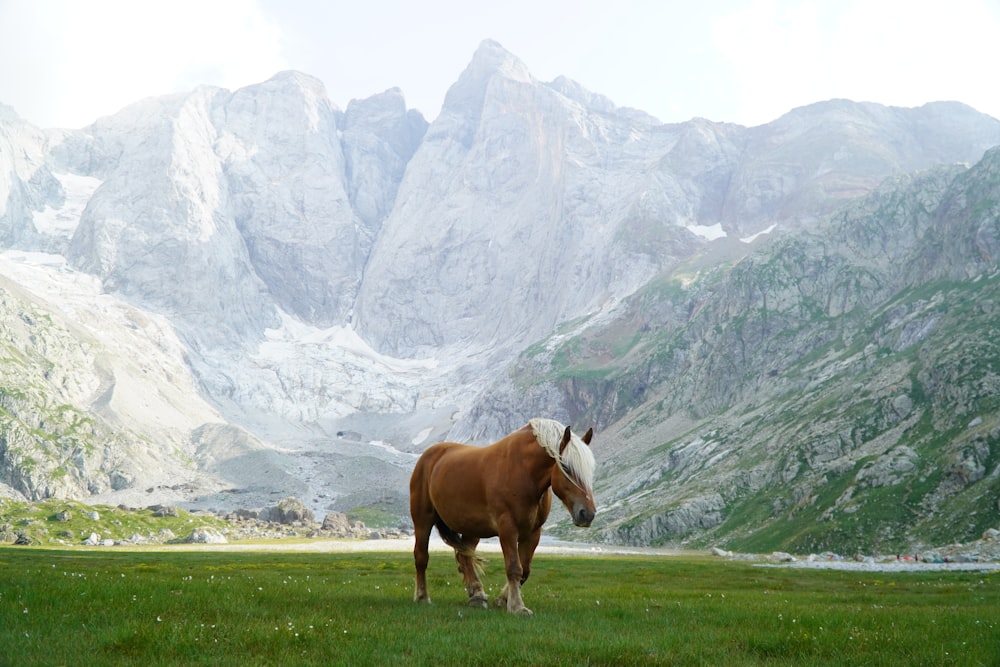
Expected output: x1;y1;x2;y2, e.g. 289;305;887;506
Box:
411;441;470;483
410;442;471;516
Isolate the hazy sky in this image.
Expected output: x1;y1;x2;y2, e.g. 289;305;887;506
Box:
2;0;999;129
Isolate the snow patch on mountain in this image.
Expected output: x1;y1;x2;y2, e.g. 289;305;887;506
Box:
741;224;777;243
686;222;726;240
259;312;439;374
188;309;461;437
32;172;102;238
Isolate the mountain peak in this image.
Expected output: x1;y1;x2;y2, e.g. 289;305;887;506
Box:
467;40;530;78
436;39;533;131
255;70;330;99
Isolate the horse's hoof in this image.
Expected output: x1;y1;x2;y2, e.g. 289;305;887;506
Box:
513;607;533;616
468;596;488;609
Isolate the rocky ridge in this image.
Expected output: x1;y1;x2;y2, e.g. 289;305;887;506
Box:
0;496;405;547
531;148;1000;552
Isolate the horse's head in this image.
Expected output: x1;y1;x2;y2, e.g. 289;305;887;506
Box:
551;425;597;527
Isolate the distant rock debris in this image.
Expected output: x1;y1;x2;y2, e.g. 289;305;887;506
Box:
149;505;180;518
186;528;228;544
260;497;314;525
318;512;370;538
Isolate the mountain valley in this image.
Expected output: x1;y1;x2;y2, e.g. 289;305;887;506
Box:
2;40;999;552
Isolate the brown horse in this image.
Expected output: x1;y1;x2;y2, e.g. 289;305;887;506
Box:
409;418;596;615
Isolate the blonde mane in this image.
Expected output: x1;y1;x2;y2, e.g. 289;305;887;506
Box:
528;418;596;493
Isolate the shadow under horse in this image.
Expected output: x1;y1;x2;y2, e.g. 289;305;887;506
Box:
409;418;596;615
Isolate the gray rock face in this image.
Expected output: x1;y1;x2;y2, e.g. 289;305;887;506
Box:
353;45;1000;359
221;72;357;328
342;88;427;233
0;108;71;252
59;72;427;350
65;88;276;347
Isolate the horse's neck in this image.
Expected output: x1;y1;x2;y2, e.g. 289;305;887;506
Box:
501;430;558;492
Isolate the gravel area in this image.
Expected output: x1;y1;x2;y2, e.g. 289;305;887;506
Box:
159;535;684;556
762;559;1000;572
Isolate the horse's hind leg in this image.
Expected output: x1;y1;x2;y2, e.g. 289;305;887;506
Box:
412;521;432;603
454;537;487;608
410;461;435;604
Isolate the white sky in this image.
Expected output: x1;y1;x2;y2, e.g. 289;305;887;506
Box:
1;0;999;129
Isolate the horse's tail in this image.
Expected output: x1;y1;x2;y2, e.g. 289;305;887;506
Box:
434;516;486;579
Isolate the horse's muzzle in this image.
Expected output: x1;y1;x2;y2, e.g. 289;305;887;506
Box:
574;506;595;527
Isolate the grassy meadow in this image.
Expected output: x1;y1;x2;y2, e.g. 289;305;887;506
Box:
1;546;998;666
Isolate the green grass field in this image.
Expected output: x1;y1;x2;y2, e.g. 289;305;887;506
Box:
1;546;997;666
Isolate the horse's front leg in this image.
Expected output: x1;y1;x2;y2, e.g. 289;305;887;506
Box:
495;525;532;615
518;527;542;585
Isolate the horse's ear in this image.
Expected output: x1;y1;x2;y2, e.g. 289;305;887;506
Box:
559;425;572;454
582;427;593;446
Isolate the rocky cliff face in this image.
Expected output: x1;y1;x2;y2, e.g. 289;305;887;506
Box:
1;41;999;549
354;43;1000;360
55;73;428;350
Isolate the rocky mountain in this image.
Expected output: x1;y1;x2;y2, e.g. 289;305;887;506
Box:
506;150;1000;553
1;40;999;552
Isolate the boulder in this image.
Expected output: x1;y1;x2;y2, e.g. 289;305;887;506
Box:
150;505;180;518
322;512;351;533
186;528;228;544
264;497;314;525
